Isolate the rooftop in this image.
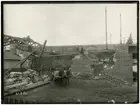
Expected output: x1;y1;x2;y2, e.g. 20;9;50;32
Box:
4;51;21;60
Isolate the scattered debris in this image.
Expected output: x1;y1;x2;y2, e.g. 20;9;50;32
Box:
5;68;49;92
72;72;81;77
125;101;128;104
94;76;100;80
9;72;22;78
104;65;108;69
5;81;28;90
108;100;115;104
76;98;82;104
73;55;82;60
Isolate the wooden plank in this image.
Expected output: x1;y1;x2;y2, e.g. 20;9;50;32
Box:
4;79;50;96
5;81;27;90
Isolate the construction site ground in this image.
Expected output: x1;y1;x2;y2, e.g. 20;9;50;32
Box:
5;50;138;103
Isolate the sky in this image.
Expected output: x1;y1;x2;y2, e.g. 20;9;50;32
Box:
4;3;137;46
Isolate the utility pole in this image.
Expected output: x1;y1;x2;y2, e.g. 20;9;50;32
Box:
123;37;125;44
110;33;112;44
105;7;108;50
120;13;122;45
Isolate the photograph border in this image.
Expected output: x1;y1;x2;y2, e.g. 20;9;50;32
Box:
1;1;139;104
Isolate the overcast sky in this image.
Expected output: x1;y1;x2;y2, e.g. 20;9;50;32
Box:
4;3;137;46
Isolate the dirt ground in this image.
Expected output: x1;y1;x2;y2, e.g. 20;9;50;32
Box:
5;50;138;103
6;78;137;103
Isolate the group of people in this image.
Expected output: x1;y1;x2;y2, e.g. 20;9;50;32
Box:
51;66;72;85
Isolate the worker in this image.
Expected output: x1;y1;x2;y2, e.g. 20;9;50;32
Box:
64;66;72;77
132;60;137;82
52;68;61;81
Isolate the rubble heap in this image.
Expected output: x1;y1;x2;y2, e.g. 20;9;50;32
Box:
4;69;49;91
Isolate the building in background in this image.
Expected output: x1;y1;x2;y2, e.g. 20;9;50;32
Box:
128;44;137;61
4;50;21;72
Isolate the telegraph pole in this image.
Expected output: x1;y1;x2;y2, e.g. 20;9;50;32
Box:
110;34;112;44
105;7;108;50
123;37;125;44
120;13;122;45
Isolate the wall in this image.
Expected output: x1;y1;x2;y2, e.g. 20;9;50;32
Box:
128;45;137;54
4;60;20;70
107;51;133;83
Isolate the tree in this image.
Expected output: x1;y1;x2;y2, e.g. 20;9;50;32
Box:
126;33;133;45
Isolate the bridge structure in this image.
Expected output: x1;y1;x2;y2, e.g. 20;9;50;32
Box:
4;35;46;76
4;34;44;53
4;35;41;47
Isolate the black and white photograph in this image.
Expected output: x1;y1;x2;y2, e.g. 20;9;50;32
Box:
1;1;139;104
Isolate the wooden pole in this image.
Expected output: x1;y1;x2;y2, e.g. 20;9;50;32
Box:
110;33;112;44
105;7;108;50
123;37;125;44
120;13;122;45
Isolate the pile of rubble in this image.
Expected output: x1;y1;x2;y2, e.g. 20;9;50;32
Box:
72;65;131;88
93;64;131;87
100;69;131;87
72;54;82;60
4;69;49;91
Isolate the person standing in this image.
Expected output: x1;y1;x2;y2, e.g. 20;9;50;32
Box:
132;60;137;82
